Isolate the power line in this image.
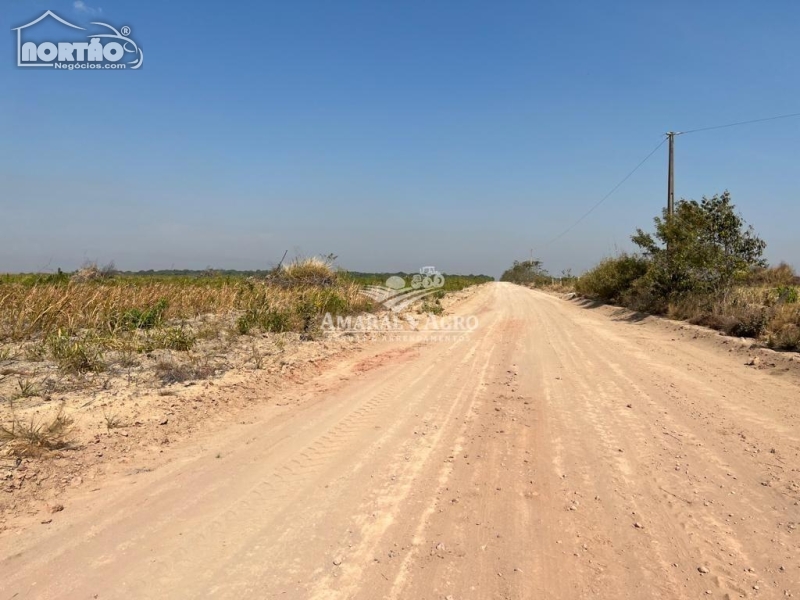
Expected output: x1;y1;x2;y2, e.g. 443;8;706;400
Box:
539;110;800;250
541;136;667;248
677;111;800;135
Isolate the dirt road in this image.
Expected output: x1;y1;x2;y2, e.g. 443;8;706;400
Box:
2;282;799;599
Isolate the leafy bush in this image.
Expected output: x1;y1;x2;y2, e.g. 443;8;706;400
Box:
722;304;771;337
117;299;169;330
571;192;800;348
236;314;254;335
261;309;291;332
236;307;292;335
776;286;798;304
575;255;649;304
420;299;444;315
47;332;105;374
136;327;195;352
631;192;766;298
500;260;550;286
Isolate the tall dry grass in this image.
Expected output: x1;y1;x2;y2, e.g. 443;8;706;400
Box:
667;285;800;342
0;261;372;342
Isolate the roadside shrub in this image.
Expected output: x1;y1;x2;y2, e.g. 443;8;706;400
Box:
0;406;74;457
766;304;800;350
668;293;712;322
237;307;292;334
568;193;799;349
155;327;195;351
620;274;668;314
316;290;349;314
768;324;800;351
776;285;798;304
575;254;648;303
500;260;550;286
137;327;196;352
420;299;444;315
236;314;254;335
721;304;771;337
47;331;105;374
261;308;291;332
670;289;774;338
748;263;798;286
631;192;766;297
117;299;169;330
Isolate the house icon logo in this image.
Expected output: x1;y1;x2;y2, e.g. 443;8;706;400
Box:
12;10;143;70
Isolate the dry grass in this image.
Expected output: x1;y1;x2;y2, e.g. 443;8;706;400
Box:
12;378;40;400
71;261;116;283
278;256;338;286
154;357;216;385
0;406;74;458
666;285;800;349
766;304;800;350
102;408;124;431
748;263;800;286
0;268;375;403
0;272;369;343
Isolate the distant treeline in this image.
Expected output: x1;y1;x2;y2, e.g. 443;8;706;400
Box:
117;269;270;277
1;268;494;290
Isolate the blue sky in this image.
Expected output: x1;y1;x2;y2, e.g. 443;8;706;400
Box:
2;0;798;277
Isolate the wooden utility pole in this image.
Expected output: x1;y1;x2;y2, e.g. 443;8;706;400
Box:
666;132;676;216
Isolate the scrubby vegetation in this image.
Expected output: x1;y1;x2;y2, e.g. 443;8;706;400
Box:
0;258;490;389
573;192;800;350
500;260;552;286
0;405;74;458
0;257;372;401
0;257;490;457
0;258;368;342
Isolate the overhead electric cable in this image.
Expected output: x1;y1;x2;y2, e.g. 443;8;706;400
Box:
542;136;667;247
540;110;800;249
677;111;800;135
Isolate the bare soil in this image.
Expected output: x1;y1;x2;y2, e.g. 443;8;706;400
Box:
1;282;799;599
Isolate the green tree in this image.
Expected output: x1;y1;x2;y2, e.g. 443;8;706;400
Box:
500;259;550;285
631;191;766;297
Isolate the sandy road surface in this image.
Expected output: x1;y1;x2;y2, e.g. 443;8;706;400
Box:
2;282;799;599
